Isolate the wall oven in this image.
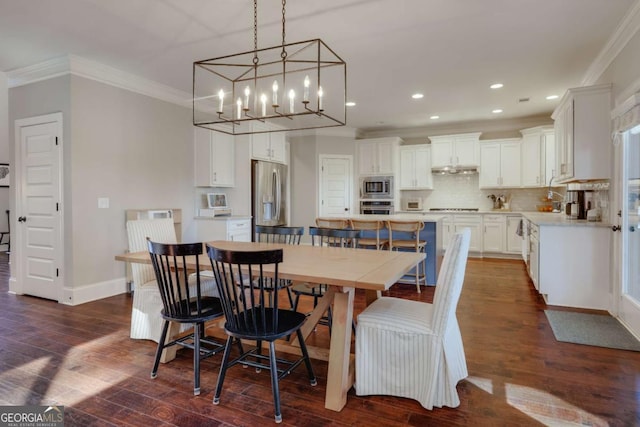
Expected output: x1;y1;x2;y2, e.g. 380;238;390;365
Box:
360;176;393;199
360;200;394;215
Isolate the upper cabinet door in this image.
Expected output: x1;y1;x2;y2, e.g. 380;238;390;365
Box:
414;145;433;189
430;140;453;167
500;141;521;187
194;127;235;187
453;136;479;166
521;133;542;187
429;133;481;167
357;138;400;175
479;143;501;188
250;123;287;164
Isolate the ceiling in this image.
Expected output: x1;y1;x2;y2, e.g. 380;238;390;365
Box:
0;0;636;134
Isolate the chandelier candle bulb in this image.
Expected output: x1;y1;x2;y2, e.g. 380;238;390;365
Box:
236;97;242;119
303;75;310;103
260;93;267;116
272;81;279;107
243;86;250;110
289;89;295;113
217;89;224;113
318;86;323;111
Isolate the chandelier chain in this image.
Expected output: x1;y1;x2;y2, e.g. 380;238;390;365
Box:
253;0;258;64
280;0;287;59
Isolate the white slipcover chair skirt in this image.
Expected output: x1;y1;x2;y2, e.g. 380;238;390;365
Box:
126;218;217;342
355;228;471;410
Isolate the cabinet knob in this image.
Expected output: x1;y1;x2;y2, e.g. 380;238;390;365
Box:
612;225;621;232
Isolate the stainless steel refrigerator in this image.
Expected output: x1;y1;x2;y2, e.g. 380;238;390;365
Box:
252;160;288;231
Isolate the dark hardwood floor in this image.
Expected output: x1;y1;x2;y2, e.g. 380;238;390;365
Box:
0;252;638;426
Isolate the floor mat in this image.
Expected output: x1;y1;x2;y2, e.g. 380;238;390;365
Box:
544;310;640;352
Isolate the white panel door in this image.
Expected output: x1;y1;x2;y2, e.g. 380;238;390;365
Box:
319;156;353;217
16;114;63;301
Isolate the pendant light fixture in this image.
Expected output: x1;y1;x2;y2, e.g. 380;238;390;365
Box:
193;0;347;135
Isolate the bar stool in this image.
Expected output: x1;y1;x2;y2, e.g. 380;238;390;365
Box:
349;218;387;250
386;220;427;293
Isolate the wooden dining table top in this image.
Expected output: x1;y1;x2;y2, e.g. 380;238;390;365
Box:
116;240;425;291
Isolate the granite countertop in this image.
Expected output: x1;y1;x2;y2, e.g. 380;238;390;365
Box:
395;209;611;227
520;212;612;228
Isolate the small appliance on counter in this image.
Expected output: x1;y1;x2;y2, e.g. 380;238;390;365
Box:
402;197;423;211
199;193;232;217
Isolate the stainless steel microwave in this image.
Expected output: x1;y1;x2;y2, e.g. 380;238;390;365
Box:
360;175;393;199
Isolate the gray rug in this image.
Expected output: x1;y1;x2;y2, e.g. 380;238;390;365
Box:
544;310;640;352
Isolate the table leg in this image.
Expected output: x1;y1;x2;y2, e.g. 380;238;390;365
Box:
364;289;379;306
324;286;355;411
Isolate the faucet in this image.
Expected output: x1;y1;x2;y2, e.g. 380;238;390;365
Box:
547;175;564;201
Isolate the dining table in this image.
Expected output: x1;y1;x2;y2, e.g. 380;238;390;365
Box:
115;240;424;412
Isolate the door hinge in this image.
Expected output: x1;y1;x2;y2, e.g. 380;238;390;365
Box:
56;268;59;277
55;136;59;146
56;202;59;212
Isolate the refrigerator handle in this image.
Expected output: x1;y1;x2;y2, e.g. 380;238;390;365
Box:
274;169;281;221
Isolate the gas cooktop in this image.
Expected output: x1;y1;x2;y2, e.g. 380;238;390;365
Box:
429;208;479;212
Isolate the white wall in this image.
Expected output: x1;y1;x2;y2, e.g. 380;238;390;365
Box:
9;75;195;296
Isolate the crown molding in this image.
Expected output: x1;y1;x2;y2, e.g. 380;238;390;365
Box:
581;0;640;86
6;54;192;108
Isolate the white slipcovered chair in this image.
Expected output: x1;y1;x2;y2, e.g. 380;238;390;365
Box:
126;218;217;342
355;228;471;410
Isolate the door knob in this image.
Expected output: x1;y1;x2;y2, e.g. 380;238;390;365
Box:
17;216;26;222
611;225;620;232
344;208;349;211
631;225;636;232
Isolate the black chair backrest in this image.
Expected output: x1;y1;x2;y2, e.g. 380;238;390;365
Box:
255;225;304;245
308;226;361;248
147;239;206;320
206;245;285;338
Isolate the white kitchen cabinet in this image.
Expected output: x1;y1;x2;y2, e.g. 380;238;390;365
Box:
194;126;235;187
429;132;481;168
479;139;521;188
441;215;453;249
196;217;252;242
521;126;556;187
452;214;482;253
482;214;505;252
551;84;611;183
505;215;522;254
357;137;400;175
399;144;433;189
250;123;287;164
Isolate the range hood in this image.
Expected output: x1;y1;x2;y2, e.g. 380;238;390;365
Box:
431;166;478;175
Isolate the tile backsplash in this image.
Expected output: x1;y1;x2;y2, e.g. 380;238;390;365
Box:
400;174;572;212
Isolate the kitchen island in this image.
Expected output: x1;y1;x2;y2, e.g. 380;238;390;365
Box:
327;214;445;286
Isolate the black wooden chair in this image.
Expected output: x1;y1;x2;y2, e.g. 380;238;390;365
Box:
254;225;304;308
291;227;361;332
147;239;226;396
206;245;316;424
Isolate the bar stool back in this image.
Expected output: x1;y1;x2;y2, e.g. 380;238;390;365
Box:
386;220;427;293
349;218;387;250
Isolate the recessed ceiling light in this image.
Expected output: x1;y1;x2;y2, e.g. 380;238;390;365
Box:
490;83;504;89
345;101;356;107
546;95;559;100
492;109;503;114
412;93;424;99
430;115;440;120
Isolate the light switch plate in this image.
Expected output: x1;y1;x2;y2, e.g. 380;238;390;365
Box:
98;197;109;209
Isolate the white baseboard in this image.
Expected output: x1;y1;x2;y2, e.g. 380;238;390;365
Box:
62;277;129;306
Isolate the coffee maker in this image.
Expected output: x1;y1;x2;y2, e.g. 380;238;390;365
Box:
565;184;595;220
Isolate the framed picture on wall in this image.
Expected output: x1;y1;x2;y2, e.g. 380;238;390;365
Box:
0;164;9;187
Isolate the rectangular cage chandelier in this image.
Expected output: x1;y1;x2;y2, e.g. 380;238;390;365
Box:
193;0;347;135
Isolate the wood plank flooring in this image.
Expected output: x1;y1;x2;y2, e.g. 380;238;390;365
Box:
0;253;638;426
